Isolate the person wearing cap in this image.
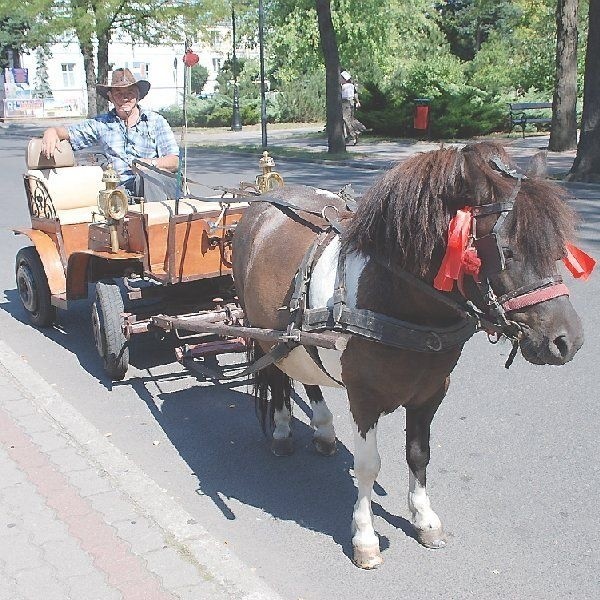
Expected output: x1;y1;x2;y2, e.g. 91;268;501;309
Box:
40;67;179;196
340;70;365;145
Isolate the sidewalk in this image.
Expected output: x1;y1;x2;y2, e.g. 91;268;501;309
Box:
0;341;283;600
178;124;578;179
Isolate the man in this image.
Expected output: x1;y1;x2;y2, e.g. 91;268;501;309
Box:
41;67;179;196
340;70;365;146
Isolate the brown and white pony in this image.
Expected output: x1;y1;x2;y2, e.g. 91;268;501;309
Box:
231;141;585;568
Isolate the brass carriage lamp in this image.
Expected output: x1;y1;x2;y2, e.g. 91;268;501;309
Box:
98;163;129;253
256;151;284;193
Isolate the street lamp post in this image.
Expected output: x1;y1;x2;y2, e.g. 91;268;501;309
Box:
259;0;267;148
231;5;242;131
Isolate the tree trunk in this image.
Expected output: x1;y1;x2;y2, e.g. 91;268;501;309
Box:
96;32;110;114
549;0;579;152
568;0;600;181
80;40;97;117
315;0;345;153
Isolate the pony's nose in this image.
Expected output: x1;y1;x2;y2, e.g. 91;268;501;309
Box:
551;334;570;359
549;332;582;362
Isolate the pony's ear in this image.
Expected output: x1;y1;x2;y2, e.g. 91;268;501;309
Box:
525;151;548;178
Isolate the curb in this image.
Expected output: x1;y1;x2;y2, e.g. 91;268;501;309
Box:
0;340;285;600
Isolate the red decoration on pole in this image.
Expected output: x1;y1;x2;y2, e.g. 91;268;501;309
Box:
183;50;199;67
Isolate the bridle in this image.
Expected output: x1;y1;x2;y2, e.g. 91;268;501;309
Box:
462;158;570;365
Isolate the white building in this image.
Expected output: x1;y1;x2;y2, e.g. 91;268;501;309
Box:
5;27;254;119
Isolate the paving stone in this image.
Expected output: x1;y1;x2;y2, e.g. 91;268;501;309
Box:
26;512;70;545
1;484;46;514
66;467;114;497
2;399;36;418
14;565;71;600
143;546;205;589
88;489;140;524
66;571;123;600
46;446;91;472
11;413;54;434
1;535;44;574
28;429;70;453
112;516;168;555
41;538;96;577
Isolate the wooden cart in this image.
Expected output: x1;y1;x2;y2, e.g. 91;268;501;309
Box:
15;138;283;380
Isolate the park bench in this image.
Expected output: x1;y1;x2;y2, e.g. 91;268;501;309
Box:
508;102;552;138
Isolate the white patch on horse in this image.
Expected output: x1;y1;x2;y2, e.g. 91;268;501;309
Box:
276;236;366;387
314;188;340;198
408;469;442;532
246;209;288;274
351;423;381;561
276;346;343;387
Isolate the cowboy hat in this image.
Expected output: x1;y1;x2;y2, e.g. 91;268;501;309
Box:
96;68;151;100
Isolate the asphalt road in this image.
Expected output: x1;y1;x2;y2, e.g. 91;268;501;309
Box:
1;123;599;599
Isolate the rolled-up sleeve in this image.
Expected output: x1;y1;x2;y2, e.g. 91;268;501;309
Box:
67;119;102;151
153;115;179;156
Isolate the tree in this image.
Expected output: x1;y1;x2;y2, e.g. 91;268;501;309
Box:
190;64;210;95
32;47;53;98
549;0;579;151
315;0;345;153
568;0;600;181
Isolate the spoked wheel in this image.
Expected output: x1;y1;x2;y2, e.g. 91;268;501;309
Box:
15;246;56;327
91;280;129;381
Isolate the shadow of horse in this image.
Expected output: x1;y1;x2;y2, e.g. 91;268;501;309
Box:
126;372;415;561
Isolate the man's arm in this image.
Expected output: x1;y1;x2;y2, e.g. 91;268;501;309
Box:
152;154;179;172
41;126;71;159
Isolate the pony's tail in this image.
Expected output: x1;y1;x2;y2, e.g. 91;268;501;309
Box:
247;340;292;435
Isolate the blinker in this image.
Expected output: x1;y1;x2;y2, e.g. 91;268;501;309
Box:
473;234;506;277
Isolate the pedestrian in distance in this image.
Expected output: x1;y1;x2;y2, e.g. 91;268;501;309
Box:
340;70;366;146
40;67;179;198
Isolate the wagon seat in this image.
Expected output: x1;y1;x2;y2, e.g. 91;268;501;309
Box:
127;165;248;226
25;138;105;225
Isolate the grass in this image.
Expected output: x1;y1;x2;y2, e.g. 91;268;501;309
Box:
190;142;369;162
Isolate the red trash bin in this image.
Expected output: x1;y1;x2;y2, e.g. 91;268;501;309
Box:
413;98;431;133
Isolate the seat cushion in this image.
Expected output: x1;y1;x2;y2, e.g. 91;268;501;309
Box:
128;198;248;225
27;166;105;223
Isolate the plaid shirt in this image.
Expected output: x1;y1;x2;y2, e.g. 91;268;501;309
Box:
68;107;179;185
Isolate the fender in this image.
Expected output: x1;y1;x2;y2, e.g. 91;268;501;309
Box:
13;227;66;302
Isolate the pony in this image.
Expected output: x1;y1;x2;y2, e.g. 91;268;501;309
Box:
231;141;585;568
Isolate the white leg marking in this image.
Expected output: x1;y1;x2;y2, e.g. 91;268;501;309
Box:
408;469;442;531
351;424;380;551
272;405;291;441
310;399;335;444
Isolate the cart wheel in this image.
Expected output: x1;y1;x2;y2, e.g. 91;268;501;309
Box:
15;246;56;328
91;280;129;381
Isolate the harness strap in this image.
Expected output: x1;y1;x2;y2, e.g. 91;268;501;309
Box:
303;305;477;352
501;282;569;312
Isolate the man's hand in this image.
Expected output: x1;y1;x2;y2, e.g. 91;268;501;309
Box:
40;127;70;158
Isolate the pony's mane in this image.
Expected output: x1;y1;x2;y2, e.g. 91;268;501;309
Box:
340;141;577;277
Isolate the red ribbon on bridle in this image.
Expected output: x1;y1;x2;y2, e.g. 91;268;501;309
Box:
563;243;596;280
433;208;480;292
433;210;596;293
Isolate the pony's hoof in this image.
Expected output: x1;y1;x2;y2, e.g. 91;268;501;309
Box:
352;545;383;569
416;527;447;549
313;437;337;456
271;436;294;456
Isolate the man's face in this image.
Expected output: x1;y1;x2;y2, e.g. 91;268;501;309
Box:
108;85;139;113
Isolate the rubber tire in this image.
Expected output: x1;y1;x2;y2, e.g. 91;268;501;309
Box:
91;280;129;381
15;246;57;328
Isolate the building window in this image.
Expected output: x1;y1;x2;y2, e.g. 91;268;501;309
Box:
211;57;221;73
132;62;150;80
61;63;75;88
